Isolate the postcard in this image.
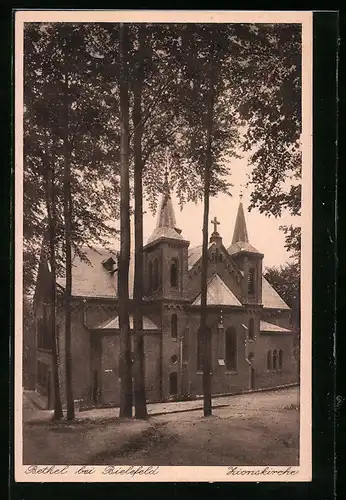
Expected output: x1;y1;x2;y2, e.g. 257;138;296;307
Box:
15;9;312;482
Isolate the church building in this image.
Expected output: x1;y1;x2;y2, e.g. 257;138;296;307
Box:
33;178;298;409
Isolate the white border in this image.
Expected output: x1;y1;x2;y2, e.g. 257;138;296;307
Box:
14;10;313;482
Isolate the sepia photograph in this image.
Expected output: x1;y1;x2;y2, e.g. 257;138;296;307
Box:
15;10;312;482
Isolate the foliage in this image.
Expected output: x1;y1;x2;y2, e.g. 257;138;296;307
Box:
264;261;300;310
23;23;120;294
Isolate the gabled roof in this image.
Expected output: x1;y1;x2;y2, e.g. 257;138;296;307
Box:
188;242;218;270
94;314;159;331
191;274;242;307
56;246;120;299
262;277;290;310
260;320;292;333
228;241;262;256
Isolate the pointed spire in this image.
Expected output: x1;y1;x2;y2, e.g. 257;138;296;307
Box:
232;199;249;244
156;177;177;229
146;170;185;245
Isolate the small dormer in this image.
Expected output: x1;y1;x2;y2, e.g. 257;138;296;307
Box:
102;255;118;275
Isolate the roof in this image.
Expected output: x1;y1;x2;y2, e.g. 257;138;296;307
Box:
260;320;292;333
56;246;135;300
147;226;185;244
188;244;203;270
227;241;261;255
56;246;118;299
188;242;218;270
192;274;242;307
232;201;249;244
262;277;290;310
94;314;159;331
146;181;186;245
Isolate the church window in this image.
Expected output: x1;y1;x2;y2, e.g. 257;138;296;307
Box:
267;350;272;370
171;314;178;339
170;258;179;287
169;372;178;395
225;327;237;371
153;258;159;290
171;354;178;364
248;318;255;340
273;349;278;370
248;267;255;295
279;349;283;369
219;254;223;262
148;261;153;291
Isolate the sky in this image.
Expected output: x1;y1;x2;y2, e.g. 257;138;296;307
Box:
139;154;300;270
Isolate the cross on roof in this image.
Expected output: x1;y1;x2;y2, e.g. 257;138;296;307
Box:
211;216;220;233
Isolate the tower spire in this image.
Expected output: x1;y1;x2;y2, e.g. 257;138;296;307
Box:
146;164;184;245
232;196;249;244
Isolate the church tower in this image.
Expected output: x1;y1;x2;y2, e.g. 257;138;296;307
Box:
227;197;264;305
143;173;190;301
143;173;190;400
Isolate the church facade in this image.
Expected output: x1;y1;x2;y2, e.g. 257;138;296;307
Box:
33;181;299;409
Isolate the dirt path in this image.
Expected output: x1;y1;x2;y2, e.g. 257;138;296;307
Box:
23;387;299;466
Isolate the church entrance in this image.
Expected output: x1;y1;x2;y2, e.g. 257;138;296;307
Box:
169;372;178;395
100;335;120;405
250;366;255;390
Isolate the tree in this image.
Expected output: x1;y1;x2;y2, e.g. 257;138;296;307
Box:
264;262;300;315
24;23;121;418
131;24;147;419
118;23;133;418
232;24;302;249
44;140;64;420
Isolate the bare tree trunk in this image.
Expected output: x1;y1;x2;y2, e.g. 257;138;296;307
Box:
200;51;215;418
132;24;148;420
119;22;133;418
62;68;74;421
44;138;63;421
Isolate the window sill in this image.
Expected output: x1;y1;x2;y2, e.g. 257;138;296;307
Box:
196;371;213;375
225;370;238;375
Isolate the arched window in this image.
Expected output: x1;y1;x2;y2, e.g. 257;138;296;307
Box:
170;258;179;288
169;372;178;395
148;261;153;291
267;350;272;370
248;267;255;295
225;327;237;371
248;318;255;340
171;314;178;340
279;349;283;369
273;349;278;370
153;258;159;290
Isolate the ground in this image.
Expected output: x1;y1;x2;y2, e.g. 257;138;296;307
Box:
23;387;299;466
